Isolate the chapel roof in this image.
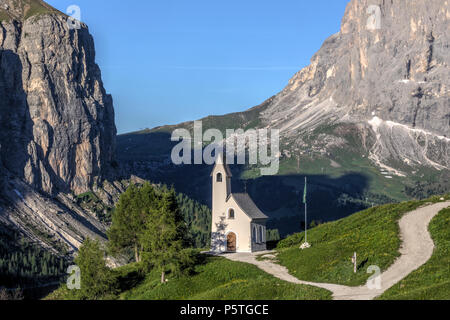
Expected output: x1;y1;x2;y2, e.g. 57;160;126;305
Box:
231;193;268;220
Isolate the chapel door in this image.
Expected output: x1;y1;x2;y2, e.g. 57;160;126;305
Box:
227;232;236;252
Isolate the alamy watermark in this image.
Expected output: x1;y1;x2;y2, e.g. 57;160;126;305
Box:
367;5;381;30
66;265;81;290
353;253;382;290
171;121;280;175
367;265;382;290
67;5;81;30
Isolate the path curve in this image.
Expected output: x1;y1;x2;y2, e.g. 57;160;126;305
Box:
223;201;450;300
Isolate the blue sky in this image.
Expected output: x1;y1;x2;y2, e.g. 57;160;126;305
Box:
46;0;350;134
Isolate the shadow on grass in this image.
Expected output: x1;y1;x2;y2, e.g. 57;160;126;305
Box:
357;257;369;271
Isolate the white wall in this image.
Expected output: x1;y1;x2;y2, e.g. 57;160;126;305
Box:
210;160;266;253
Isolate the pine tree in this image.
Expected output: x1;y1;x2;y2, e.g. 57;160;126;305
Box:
107;183;158;262
75;238;115;300
140;188;192;283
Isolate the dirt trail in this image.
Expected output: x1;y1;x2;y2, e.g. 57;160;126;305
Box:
224;201;450;300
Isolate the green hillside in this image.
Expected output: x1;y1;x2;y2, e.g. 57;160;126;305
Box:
0;0;61;22
378;207;450;300
47;256;331;300
46;194;449;300
23;0;57;19
275;194;450;287
0;224;69;299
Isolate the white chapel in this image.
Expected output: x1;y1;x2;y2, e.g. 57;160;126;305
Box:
210;154;268;253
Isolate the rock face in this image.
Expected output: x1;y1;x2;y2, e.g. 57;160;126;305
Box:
261;0;449;173
0;0;116;196
0;0;117;253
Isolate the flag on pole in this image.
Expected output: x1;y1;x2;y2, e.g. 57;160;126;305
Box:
300;176;311;249
303;177;307;204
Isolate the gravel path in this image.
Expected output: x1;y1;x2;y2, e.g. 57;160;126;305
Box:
224;201;450;300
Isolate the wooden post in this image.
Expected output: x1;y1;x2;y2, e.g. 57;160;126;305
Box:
352;252;357;273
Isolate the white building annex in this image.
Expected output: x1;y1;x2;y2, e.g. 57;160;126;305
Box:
210;155;268;253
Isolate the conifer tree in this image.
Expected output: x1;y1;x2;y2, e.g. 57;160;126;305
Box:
107;183;158;262
140;188;192;283
75;238;115;299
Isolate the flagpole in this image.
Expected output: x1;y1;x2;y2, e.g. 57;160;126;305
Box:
304;176;307;244
300;176;310;249
305;196;307;243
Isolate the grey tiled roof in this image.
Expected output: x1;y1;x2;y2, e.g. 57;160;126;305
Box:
232;193;268;220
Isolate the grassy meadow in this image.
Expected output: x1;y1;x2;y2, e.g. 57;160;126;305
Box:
275;195;450;286
121;256;331;300
47;255;331;300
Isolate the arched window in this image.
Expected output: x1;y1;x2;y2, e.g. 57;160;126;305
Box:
228;208;235;219
216;172;223;182
259;226;264;243
252;226;257;242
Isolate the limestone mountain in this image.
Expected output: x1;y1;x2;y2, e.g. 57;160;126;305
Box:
261;0;449;173
0;0;116;195
0;0;118;253
118;0;449;234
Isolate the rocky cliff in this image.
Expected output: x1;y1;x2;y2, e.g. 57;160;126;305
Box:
0;0;118;253
0;0;116;195
261;0;449;174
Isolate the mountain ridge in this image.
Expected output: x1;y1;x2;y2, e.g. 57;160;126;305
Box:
0;0;63;21
258;0;449;174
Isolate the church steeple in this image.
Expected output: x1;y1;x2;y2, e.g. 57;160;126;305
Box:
211;153;232;215
211;153;232;177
